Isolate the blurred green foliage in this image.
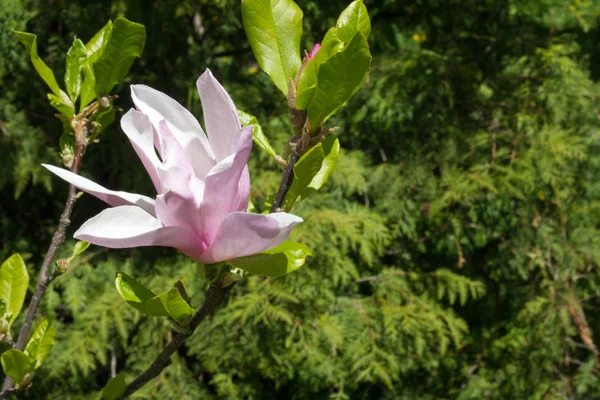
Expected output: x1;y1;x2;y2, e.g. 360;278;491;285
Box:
2;0;600;398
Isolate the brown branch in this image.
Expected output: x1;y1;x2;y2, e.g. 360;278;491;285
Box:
1;139;86;395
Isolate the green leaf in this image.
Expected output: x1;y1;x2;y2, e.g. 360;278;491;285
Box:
239;110;277;159
13;30;61;97
64;38;87;103
79;61;96;112
228;241;311;277
332;0;371;43
156;288;194;326
283;135;340;210
115;272;168;316
71;241;90;259
296;0;371;111
241;0;303;95
86;20;113;64
0;254;30;327
101;373;126;400
80;21;114;111
94;17;145;95
115;273;193;324
24;319;55;370
307;33;371;131
1;350;32;386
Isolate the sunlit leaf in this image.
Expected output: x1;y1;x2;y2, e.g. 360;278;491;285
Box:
0;254;30;327
228;241;311;276
241;0;303;95
24;319;55;369
239;110;277;159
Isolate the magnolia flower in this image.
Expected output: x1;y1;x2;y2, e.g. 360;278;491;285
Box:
44;70;302;264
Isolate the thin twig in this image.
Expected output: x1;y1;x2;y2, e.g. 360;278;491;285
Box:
269;151;299;213
1;139;86;395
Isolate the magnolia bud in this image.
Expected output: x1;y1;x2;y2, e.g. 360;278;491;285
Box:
99;95;111;109
55;258;69;274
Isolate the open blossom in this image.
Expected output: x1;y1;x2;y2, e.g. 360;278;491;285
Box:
44;70;302;264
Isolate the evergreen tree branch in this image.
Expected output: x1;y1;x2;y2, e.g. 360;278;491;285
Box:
1;129;87;396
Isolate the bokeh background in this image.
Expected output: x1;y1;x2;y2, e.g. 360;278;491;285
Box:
2;0;600;398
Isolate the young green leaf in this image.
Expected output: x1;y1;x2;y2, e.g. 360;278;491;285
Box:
85;20;113;64
239;110;277;159
228;241;311;277
241;0;303;95
283;135;340;210
70;241;90;260
115;272;167;316
47;92;76;118
13;31;62;97
101;373;126;400
1;350;32;386
307;33;371;131
24;319;55;369
332;0;371;43
64;38;87;103
94;17;145;95
157;287;194;326
295;0;371;111
0;254;30;327
79;63;96;112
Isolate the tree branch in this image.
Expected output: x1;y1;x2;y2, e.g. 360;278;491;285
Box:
119;282;234;398
1;139;86;394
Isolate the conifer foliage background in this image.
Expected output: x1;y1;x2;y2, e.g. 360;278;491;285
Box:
2;0;600;398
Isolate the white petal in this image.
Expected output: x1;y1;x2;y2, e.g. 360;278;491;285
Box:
74;206;206;259
197;69;241;162
130;84;216;179
43;164;156;216
120;109;163;193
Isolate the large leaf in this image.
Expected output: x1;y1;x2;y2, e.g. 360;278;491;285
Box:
64;38;87;103
85;20;113;64
241;0;302;95
13;31;61;96
101;373;126;400
239;110;277;159
283;135;340;210
94;17;145;95
24;319;55;369
1;350;32;386
296;0;371;111
115;272;168;316
80;21;114;111
0;254;29;327
228;241;311;277
307;33;371;131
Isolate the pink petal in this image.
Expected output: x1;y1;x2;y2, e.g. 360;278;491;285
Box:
74;206;206;260
42;164;156;216
130;84;216;179
154;167;205;239
308;43;321;59
120;109;163;194
198;127;253;244
199;212;303;263
196;69;241;162
157;120;194;174
233;165;251;212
